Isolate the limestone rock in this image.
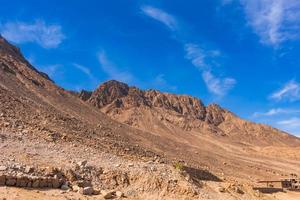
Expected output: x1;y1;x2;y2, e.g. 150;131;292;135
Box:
72;185;80;192
101;190;115;199
217;186;225;193
24;166;34;173
116;191;124;197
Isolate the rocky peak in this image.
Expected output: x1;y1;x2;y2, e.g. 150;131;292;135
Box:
205;104;227;126
0;35;23;60
0;35;52;83
144;90;207;120
78;90;92;101
88;80;130;108
83;80;229;125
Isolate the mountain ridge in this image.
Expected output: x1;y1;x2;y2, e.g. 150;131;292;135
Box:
78;80;300;146
2;35;300;199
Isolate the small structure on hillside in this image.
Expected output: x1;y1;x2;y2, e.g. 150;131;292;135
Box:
255;178;300;193
281;178;300;190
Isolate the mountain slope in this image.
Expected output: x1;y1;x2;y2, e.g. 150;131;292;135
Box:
1;35;300;200
0;35;161;159
80;80;300;147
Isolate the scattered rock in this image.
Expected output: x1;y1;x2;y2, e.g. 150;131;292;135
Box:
82;186;94;195
116;191;124;197
61;183;70;190
77;160;87;167
25;166;34;173
234;186;244;194
0;166;7;171
217;186;225;193
101;190;114;199
72;185;80;192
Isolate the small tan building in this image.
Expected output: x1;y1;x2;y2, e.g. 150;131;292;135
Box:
281;178;300;190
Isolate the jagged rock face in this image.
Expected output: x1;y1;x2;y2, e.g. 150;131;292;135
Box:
88;80;130;108
205;104;226;126
82;80;300;146
85;80;208;120
78;90;92;101
145;90;207;120
82;80;228;128
0;35;52;85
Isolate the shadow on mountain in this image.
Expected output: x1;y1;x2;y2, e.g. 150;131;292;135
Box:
253;187;284;193
184;166;222;183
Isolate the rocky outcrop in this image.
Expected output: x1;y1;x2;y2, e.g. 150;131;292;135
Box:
81;80;227;126
78;90;92;101
79;80;300;146
0;35;52;82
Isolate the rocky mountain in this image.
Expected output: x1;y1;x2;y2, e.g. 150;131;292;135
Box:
1;35;300;199
80;80;300;146
0;34;160;159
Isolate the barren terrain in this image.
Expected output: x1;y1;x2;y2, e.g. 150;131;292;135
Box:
1;35;300;199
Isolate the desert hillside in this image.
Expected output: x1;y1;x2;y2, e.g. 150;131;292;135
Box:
80;80;300;147
1;35;300;200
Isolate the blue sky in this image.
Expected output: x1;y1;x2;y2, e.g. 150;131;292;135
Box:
1;0;300;136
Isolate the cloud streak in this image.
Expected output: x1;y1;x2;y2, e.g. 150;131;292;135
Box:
253;108;300;117
0;20;65;48
241;0;300;46
141;6;178;31
202;71;236;96
141;5;236;96
277;117;300;135
73;63;94;79
270;80;300;102
184;43;236;96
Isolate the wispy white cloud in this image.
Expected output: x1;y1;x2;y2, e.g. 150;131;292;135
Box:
277;117;300;135
141;5;236;97
202;71;236;96
278;117;300;126
141;6;178;31
253;108;300;117
184;43;220;70
0;20;65;48
73;63;93;79
270;80;300;101
241;0;300;46
98;51;135;84
184;43;236;96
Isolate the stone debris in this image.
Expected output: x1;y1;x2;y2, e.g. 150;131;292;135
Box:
217;186;225;193
0;166;7;171
101;190;115;199
116;191;124;197
82;186;94;195
60;183;70;190
77;160;87;168
24;166;34;173
128;163;134;167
